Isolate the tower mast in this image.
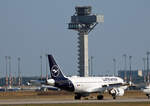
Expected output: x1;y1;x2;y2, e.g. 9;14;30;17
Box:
68;6;104;77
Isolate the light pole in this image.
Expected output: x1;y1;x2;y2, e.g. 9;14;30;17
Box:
46;54;48;80
18;57;21;86
147;51;150;83
123;54;127;81
129;56;132;82
40;55;43;80
143;57;146;82
5;56;8;87
8;56;11;86
113;58;116;76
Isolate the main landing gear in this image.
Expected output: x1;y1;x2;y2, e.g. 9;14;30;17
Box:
112;96;116;100
74;93;104;100
97;95;104;100
146;94;150;99
111;93;117;99
74;94;81;100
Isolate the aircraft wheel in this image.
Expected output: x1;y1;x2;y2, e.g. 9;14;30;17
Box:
146;94;150;99
97;95;104;100
148;96;150;99
113;96;116;99
74;94;81;100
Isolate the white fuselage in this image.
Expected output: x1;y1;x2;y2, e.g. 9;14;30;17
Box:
68;76;125;93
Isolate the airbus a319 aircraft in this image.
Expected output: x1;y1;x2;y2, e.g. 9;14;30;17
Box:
46;55;128;100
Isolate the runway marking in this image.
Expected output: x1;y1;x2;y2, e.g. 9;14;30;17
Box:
0;99;149;105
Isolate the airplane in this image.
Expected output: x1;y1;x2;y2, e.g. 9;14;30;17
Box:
40;85;60;91
142;84;150;99
26;79;59;91
46;55;128;100
27;79;45;86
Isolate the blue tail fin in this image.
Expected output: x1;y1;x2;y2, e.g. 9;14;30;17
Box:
48;55;66;80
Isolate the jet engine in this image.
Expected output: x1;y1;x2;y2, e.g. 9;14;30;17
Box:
109;88;124;97
46;79;55;86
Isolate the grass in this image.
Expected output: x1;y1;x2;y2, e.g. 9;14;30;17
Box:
0;90;147;100
0;91;146;99
0;90;149;106
0;102;150;106
0;91;73;99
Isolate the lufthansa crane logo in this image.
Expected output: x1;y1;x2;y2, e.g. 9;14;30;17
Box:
51;65;60;77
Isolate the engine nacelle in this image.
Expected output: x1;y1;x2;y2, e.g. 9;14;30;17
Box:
109;88;124;96
46;79;55;86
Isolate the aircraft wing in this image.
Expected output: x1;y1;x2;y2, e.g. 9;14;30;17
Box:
41;85;60;91
102;82;128;90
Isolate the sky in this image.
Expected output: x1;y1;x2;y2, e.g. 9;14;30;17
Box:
0;0;150;77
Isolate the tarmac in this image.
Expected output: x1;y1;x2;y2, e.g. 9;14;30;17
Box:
0;98;149;105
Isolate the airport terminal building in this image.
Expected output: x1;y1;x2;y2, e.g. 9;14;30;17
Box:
118;70;146;84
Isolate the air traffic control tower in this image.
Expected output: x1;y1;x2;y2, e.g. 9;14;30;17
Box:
68;6;104;77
